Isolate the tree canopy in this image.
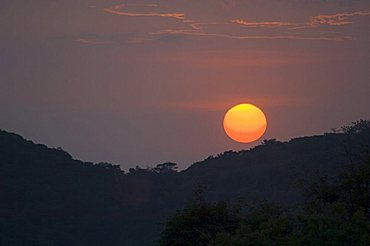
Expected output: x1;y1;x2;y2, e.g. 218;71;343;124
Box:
159;147;370;245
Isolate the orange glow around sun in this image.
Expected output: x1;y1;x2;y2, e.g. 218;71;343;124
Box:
223;104;267;143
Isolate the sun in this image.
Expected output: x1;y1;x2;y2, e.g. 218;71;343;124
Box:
223;103;267;143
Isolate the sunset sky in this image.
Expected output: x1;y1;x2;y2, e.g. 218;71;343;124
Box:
1;0;370;169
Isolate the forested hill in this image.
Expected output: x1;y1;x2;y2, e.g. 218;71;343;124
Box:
0;121;369;245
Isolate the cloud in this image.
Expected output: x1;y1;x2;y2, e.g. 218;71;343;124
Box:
103;4;185;20
126;3;159;7
75;38;113;45
101;2;369;44
149;29;351;41
308;11;370;26
163;96;305;112
232;11;370;29
127;37;160;43
230;19;298;28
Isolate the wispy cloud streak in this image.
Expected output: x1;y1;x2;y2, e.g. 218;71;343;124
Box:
104;4;185;20
75;38;113;45
232;11;370;29
309;11;370;26
163;96;305;112
231;19;298;28
149;29;351;41
101;3;369;44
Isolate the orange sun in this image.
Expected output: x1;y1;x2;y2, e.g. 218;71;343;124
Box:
223;103;267;143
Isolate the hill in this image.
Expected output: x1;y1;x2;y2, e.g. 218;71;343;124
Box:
0;121;369;245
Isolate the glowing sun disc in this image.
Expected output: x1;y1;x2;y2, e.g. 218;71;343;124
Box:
223;103;267;143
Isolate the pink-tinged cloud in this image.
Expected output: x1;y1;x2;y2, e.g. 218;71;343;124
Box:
101;3;369;43
149;29;351;41
232;11;370;29
126;4;159;7
231;19;298;28
163;96;305;112
75;38;113;45
309;11;370;26
103;4;185;20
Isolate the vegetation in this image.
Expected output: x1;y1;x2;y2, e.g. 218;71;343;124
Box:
0;121;369;245
159;186;242;246
160;147;370;245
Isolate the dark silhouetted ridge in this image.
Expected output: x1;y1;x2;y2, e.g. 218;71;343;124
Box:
0;122;369;245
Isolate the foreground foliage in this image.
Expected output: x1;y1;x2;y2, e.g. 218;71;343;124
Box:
160;122;370;245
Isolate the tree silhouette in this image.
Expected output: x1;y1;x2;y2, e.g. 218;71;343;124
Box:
159;187;241;246
153;162;178;173
160;144;370;245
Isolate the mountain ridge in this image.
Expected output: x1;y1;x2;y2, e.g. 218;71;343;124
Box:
0;123;369;245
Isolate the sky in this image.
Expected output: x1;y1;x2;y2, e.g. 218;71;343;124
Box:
1;0;370;170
